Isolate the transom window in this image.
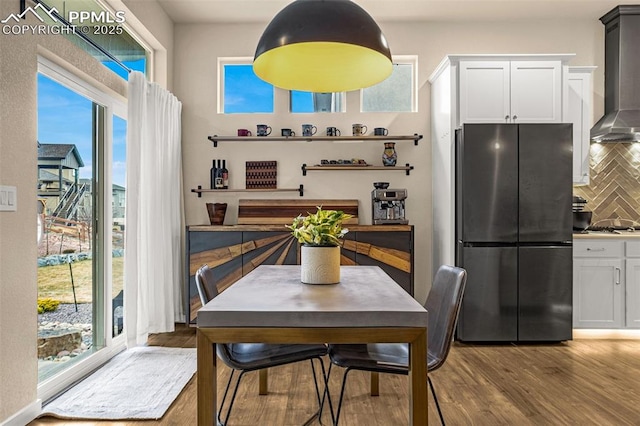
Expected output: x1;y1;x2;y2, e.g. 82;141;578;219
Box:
361;56;418;113
290;91;345;113
218;58;274;114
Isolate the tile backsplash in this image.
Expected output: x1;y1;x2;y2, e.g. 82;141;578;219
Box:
573;143;640;225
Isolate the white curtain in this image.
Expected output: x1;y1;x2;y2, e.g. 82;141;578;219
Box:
125;71;184;347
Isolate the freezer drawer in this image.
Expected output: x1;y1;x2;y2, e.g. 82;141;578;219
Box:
457;246;518;341
519;246;573;341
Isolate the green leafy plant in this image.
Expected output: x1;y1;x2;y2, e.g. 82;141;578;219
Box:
37;298;60;314
286;206;353;246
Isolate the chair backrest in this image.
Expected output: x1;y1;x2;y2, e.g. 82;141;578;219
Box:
195;265;238;365
195;264;218;305
425;265;467;372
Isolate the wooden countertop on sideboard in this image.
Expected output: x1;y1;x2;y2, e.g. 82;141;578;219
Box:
188;224;413;232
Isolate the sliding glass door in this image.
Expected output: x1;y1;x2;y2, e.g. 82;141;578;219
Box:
37;57;126;402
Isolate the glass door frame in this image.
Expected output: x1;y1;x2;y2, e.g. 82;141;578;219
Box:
37;55;127;403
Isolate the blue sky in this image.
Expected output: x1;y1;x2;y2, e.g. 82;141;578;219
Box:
37;59;145;187
223;64;316;113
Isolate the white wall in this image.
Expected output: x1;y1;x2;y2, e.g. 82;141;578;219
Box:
0;0;171;422
174;19;603;304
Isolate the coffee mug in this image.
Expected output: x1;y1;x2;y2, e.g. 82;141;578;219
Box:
374;127;389;136
281;128;295;137
237;128;252;136
352;123;368;136
326;127;341;137
302;124;317;137
256;124;272;137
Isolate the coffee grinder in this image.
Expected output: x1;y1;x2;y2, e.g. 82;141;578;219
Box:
372;182;408;225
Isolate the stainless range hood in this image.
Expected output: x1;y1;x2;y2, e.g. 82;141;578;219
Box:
590;5;640;142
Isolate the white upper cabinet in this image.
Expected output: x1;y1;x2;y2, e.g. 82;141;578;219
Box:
460;59;563;124
459;61;511;123
563;66;596;186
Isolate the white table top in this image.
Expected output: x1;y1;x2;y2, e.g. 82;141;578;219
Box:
197;265;428;328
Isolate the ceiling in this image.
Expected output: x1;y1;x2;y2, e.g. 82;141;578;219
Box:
154;0;640;24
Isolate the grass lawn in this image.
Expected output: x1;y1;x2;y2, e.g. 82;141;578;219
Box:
38;257;124;303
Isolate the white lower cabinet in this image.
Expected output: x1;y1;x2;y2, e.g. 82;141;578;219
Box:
573;258;623;328
574;239;640;328
626;244;640;328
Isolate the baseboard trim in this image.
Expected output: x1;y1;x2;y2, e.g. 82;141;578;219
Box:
1;399;42;426
573;329;640;339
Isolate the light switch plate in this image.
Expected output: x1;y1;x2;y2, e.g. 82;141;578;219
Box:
0;185;17;211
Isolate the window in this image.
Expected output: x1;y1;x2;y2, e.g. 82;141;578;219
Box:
290;91;345;113
361;56;418;112
218;58;274;114
38;0;149;80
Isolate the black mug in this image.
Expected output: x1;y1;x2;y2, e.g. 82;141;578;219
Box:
281;128;295;137
374;127;389;136
326;127;341;137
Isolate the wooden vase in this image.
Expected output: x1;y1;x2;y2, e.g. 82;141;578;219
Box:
300;245;340;284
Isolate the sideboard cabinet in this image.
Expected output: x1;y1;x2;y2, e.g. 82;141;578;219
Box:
186;225;414;324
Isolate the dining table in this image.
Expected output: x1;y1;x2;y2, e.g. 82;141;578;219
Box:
196;264;429;425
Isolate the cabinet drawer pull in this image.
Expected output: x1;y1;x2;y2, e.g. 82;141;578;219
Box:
586;248;605;252
512;115;518;121
505;115;510;121
616;267;621;285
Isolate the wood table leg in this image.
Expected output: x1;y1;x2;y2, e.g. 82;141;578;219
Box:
370;372;379;396
409;329;428;425
197;330;216;426
259;369;269;395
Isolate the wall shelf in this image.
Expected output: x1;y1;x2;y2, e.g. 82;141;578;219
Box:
191;184;304;197
302;164;414;176
207;133;423;147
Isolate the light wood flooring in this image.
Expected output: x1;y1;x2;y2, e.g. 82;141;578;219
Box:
31;325;640;425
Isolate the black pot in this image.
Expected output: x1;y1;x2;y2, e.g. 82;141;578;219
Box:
573;211;593;231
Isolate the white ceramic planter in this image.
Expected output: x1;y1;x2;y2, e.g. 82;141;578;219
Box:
300;245;341;284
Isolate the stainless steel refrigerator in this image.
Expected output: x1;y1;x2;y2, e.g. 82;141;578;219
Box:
455;123;573;342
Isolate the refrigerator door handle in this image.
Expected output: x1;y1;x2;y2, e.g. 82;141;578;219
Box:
616;267;621;285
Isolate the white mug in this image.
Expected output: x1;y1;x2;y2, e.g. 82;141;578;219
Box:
352;123;367;136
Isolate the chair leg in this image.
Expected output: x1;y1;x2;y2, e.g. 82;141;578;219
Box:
321;362;337;426
304;357;333;426
428;376;446;426
218;369;247;426
217;369;235;425
333;367;353;426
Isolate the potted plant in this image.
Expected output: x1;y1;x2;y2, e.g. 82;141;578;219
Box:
286;207;353;284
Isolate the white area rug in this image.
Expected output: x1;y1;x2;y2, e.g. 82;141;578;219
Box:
41;346;196;420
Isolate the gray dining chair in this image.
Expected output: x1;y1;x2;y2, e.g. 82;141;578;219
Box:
195;264;332;425
326;264;467;425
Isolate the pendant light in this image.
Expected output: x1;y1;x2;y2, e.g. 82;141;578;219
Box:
253;0;392;93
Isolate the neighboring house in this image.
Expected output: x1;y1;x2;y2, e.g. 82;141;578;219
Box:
37;142;84;216
112;183;126;227
78;179;126;227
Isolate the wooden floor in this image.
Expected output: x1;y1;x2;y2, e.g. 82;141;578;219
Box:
32;325;640;425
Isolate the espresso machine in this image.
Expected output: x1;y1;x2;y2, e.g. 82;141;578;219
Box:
372;183;408;225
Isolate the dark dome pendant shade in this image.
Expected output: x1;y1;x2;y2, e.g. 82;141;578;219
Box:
253;0;392;93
